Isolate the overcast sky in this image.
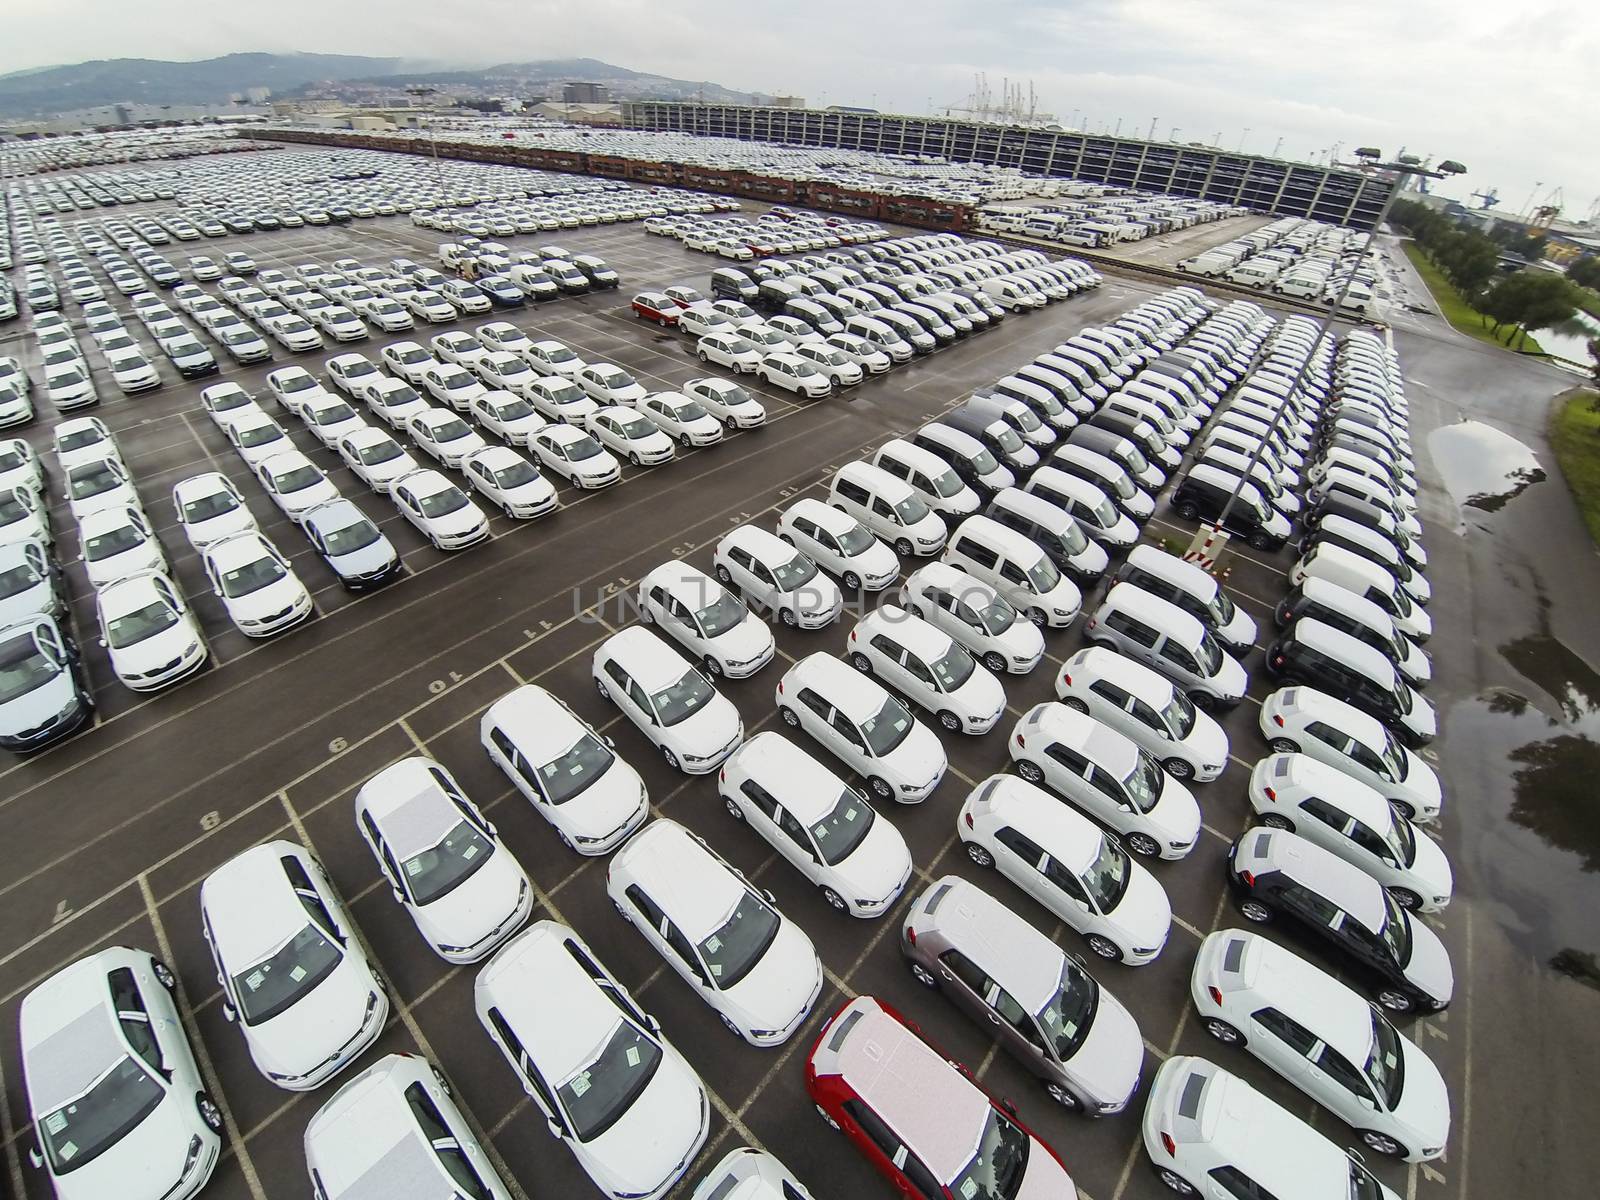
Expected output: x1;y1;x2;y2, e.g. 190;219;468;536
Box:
6;0;1595;217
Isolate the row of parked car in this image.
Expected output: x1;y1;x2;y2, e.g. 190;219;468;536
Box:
646;206;889;261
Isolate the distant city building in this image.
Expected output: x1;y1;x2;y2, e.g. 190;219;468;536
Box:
113;104;134;126
499;97;525;113
534;101;623;125
562;82;610;104
769;95;806;109
245;87;272;104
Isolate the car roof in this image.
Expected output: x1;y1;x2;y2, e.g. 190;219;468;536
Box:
613;820;743;940
982;774;1102;872
306;1058;451;1200
787;652;890;722
358;758;466;861
19;952;134;1116
858;605;953;662
478;923;628;1080
1287;618;1396;682
484;684;586;753
952;514;1047;564
787;496;857;533
1173;1062;1347;1197
205;530;274;567
200;840;318;965
1269;752;1393;828
600;625;694;691
818;997;989;1182
1295;576;1389;628
1029;701;1139;775
1100;582;1206;643
1125;544;1218;602
919;875;1065;1010
1228;932;1372;1063
1275;682;1391;746
1068;645;1176;708
729;732;850;824
1233;827;1386;929
721;523;794;564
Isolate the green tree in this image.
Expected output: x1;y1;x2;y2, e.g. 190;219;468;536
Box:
1569;258;1600;291
1480;272;1578;348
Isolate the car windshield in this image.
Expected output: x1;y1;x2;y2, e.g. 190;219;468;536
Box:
652;668;714;727
490;397;536;421
557;1018;663;1142
432;417;473;442
51;369;87;387
401;818;493;905
1161;688;1197;738
1082;836;1132;910
677;400;710;422
83;524;142;561
698;891;781;988
238;424;283;448
695;590;747;639
1364;1007;1407;1111
1092;495;1120;526
893;494;931;525
1195;632;1224;675
0;562;41;599
37;1056;165;1175
358;439;404;466
1035;957;1100;1061
1376;892;1412;965
811;789;876;865
279;374;315;392
231;923;343;1024
1207;587;1237;625
70;465;121;499
928;467;964;498
947;1108;1031;1200
322;517;381;556
1026;556;1061;594
1378;729;1409;779
0;633;57;703
567;435;604;461
602;370;637;389
107;600;178;648
771;552;818;591
540;345;576;363
861;696;914;755
968;592;1016;635
220;552;286;597
0;493;28;524
276;464;324;492
418;487;469;518
1123;753;1165;813
836;521;876;555
930;643;975;691
538;731;615;804
992;425;1025;454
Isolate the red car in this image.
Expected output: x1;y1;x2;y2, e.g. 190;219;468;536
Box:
805;994;1076;1198
630;291;680;326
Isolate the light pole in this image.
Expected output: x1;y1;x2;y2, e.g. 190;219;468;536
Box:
407;86;447;201
1195;153;1466;562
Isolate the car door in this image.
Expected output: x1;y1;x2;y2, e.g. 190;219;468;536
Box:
1042;740;1094;807
1247;1005;1321;1084
868;632;915;696
773;804;826;886
826;704;872;770
661;592;707;658
1041;852;1099;931
734;548;779;609
991;825;1051;907
1086;678;1135;738
794;687;835;749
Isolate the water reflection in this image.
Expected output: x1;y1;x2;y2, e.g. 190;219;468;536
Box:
1428;420;1546;513
1507;734;1600;872
1551;948;1600;991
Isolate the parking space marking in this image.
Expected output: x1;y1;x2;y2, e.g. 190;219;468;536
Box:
0;1028;25;1200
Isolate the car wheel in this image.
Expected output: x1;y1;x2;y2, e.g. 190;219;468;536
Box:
1126;832;1161;858
1016;759;1045;785
842;570;862;591
697;351;708;362
894;537;914;557
702;655;722;677
555;829;577;853
1248;530;1276;552
1391;798;1417;820
1268;737;1300;754
938;710;962;733
868;775;893;800
662;746;681;771
965;842;994;868
629;452;642;467
679;434;693;450
1086;934;1123;961
1204;1018;1245;1046
849;651;873;674
723;796;744;821
595;678;611;701
1261;812;1294;831
779;607;798;627
719;1012;745;1038
1239;899;1274;924
779;706;800;729
1361;1130;1407;1157
1157;1168;1197;1196
982;650;1007;673
816;1104;841;1132
1162;756;1193;779
1045;1082;1081;1111
821;887;848;913
1390;887;1423;911
778;532;795;546
1062;696;1089;714
431;1066;454;1098
1174;499;1200;520
1377;989;1414;1013
196;1093;224;1133
152;960;177;991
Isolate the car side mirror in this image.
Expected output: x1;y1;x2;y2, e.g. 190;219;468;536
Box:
27;1144;43;1170
646;1013;662;1034
999;1098;1018;1117
546;1117;564;1140
220;1001;237;1023
762;888;777;904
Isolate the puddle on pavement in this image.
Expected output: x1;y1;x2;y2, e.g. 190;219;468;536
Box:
1427;420;1546;513
1499;630;1600;728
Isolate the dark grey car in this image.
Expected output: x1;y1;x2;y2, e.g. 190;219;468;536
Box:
301;500;401;590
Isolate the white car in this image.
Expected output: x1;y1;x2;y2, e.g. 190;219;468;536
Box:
689;1149;816;1200
303;1054;513;1200
263;312;323;352
255;451;341;521
529;376;599;423
421;364;488;412
1260;686;1442;822
532;424;622;488
608;819;823;1046
467;389;546;447
776;497;899;591
19;947;222;1200
846;605;1006;734
53;416;121;471
683;377;767;429
578;363;648;407
0;383;33;427
379;340;440;385
402;289;457;323
719;731;912;916
337;427;419;495
594;626;745;773
713;524;842;628
766;315;824;347
523;338;586;377
199;841;387;1089
1248;753;1452;911
475;321;535;358
677;303;736;339
1191;930;1451;1161
482;684;650;854
461;446;559;519
105;347;162;392
901;561;1044;675
265;365;334;419
172;472;256;548
225;413;294;468
639;560;775;679
586;405;675;467
215;323;273;364
78;504;166;589
775;652;946;803
97;570;207;690
355;757;533;962
392;469;491;550
475;350;538;397
0;489;50;553
431;330;492;371
407;407;489;469
959;774;1173;964
825;331;892;374
0;440;44;497
638;391;724;449
324;352;384;400
794;343;864;386
42;363;98;410
202;531;314;636
65;457;140;522
757;351;833;397
1008;701;1203;860
314;305;368;343
476;921;709;1197
1055;646;1230;782
364;377;431;429
299;395;370;449
696;332;763;373
355;296;414;331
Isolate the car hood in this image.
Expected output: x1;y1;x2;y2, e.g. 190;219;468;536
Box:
0;578;56;627
1396;749;1442;813
725;919;820;1030
1394;602;1432;640
1107;862;1171;950
673;695;743;760
245;954;376;1078
1392;1033;1451;1151
829;817;911;904
884;720;948;790
1399;640;1431;684
51;1088;199;1200
229;577;306;620
1123;488;1156;519
1405;827;1453;904
1186;710;1230;772
187;509;254;546
430;506;487;537
1401;915;1453;1005
0;668;74;736
793;576;843;618
583;1046;705;1195
852;540;900;581
717;617;775;666
415;847;526;949
1010;1138;1077;1200
1214;653;1248;701
1400;689;1437;741
1218;604;1257;649
1074;539;1111;574
329;537;398;578
1064;984;1144;1107
110;624;200;675
954;668;1006;721
998;617;1046;662
1150;773;1202;845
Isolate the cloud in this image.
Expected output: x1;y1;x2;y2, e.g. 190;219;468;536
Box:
4;0;1595;214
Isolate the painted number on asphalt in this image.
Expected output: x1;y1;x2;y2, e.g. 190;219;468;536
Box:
200;810;221;831
428;671;466;695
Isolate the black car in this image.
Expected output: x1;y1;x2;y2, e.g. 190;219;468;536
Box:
476;276;526;308
1225;828;1451;1012
1168;462;1294;552
1264;618;1431;748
